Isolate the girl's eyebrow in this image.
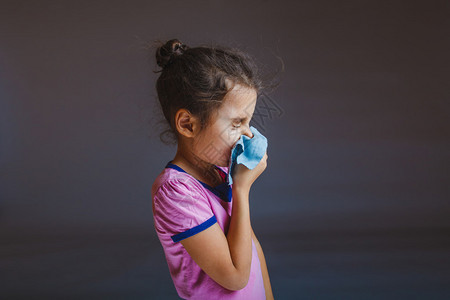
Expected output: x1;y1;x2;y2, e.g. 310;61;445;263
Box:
231;117;247;123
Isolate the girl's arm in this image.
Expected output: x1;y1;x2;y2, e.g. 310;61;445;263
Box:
180;154;268;291
180;186;252;290
252;227;274;300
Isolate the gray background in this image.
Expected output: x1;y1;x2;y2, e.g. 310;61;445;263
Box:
1;0;449;299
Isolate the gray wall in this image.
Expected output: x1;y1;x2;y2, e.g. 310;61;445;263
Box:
1;0;449;299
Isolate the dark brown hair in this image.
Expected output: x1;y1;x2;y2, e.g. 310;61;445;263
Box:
153;38;274;144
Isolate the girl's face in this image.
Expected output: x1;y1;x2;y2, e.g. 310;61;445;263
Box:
192;84;257;167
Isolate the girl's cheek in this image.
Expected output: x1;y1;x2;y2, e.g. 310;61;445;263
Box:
229;128;241;142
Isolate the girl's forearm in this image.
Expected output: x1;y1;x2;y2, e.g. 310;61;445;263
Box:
226;186;252;287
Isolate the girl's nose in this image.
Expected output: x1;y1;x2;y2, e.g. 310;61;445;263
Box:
242;125;253;139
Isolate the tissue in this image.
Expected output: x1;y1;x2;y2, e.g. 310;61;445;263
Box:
227;126;268;185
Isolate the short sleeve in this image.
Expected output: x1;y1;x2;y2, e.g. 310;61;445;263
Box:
153;176;217;243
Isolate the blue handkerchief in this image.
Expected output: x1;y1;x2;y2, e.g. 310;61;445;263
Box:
227;126;268;185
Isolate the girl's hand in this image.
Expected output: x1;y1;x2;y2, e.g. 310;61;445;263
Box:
232;152;268;192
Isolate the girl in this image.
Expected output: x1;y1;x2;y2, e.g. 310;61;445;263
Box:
151;39;274;300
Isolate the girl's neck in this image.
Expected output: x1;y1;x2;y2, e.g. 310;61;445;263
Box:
171;147;224;188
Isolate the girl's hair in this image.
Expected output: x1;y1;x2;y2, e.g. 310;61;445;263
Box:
153;38;273;144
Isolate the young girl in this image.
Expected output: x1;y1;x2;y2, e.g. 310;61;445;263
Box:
151;39;274;300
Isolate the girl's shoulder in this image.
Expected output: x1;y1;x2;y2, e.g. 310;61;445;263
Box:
151;166;204;199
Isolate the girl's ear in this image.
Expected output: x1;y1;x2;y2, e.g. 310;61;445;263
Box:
174;109;200;138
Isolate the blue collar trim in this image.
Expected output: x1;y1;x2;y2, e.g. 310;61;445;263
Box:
165;161;232;202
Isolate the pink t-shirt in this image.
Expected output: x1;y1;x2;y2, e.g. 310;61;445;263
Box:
151;161;266;300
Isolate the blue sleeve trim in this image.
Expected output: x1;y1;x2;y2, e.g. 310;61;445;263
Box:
171;215;217;243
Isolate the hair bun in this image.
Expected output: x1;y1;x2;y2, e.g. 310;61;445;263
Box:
156;39;188;69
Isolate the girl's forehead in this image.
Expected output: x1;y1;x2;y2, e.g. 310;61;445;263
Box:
218;99;254;120
219;87;257;117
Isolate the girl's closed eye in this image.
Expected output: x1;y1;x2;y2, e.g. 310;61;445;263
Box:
232;117;246;129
